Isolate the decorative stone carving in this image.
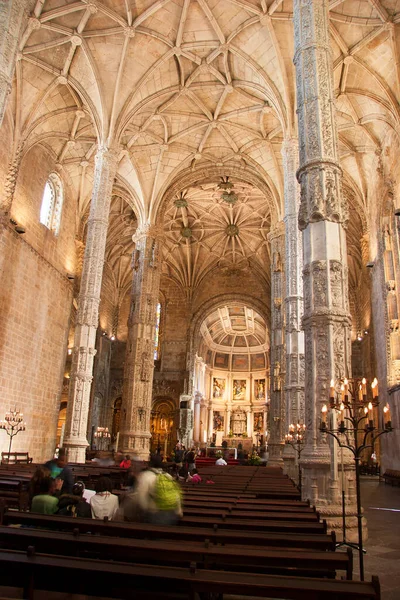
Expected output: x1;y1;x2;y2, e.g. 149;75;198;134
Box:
63;146;119;463
294;0;356;535
119;226;163;459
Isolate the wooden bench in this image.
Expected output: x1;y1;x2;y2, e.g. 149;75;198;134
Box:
0;478;29;511
1;452;32;465
0;549;381;600
0;525;354;579
180;514;327;534
1;510;337;550
382;469;400;486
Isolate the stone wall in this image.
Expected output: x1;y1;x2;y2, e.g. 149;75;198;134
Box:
0;145;76;462
0;225;73;461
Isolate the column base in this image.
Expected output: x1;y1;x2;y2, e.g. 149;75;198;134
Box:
317;502;368;544
120;431;152;461
282;446;296;480
268;442;285;467
63;438;88;464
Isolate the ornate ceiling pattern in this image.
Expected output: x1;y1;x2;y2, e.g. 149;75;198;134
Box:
10;0;400;226
162;178;271;290
4;0;400;331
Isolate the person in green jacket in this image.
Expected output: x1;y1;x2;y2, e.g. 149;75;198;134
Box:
31;475;59;515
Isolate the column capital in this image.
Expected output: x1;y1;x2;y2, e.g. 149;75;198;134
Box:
267;220;285;242
281;137;299;158
132;223;164;244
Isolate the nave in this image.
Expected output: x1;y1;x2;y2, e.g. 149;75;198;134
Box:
0;462;383;600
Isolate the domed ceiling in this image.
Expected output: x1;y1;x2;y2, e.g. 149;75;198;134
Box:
199;303;269;371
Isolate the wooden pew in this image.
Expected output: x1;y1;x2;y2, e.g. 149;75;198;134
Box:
1;510;336;551
180;514;327;534
0;549;381;600
0;525;353;579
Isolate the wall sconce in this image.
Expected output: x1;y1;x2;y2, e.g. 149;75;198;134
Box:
273;416;281;422
67;348;72;355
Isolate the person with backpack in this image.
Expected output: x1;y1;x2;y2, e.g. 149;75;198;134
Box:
136;454;183;525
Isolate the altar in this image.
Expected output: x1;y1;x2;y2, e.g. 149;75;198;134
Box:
222;436;253;453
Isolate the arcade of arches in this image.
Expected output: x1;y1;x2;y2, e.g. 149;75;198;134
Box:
1;0;400;537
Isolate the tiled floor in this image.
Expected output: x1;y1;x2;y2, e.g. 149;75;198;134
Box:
354;479;400;599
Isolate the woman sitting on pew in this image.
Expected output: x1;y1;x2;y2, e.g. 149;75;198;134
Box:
190;469;202;484
31;475;60;515
90;477;119;520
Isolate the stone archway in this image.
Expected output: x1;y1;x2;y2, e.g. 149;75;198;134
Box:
150;397;176;457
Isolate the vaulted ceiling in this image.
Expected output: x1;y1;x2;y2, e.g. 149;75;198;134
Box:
162;178;272;290
5;0;400;317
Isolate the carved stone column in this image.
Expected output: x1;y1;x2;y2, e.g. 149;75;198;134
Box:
119;225;162;459
282;138;305;427
0;0;33;127
282;139;305;476
207;404;213;441
64;146;119;463
294;0;354;524
193;397;201;442
268;221;286;466
0;141;24;216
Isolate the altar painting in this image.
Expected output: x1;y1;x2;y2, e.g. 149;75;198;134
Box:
233;379;246;400
213;411;224;431
253;412;264;432
254;379;266;400
213;377;225;399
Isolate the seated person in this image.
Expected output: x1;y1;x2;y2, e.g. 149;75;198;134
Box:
31;475;59;515
178;466;189;482
57;481;92;518
90;476;119;520
119;454;132;469
44;448;73;494
215;456;227;466
190;469;202;484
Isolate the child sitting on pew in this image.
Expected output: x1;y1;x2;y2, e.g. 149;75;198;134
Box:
57;481;92;518
31;475;60;515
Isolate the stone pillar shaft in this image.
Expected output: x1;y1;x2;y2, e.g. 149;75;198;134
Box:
294;0;352;507
282;139;305;429
64;147;119;463
120;226;162;459
268;221;286;466
194;400;201;442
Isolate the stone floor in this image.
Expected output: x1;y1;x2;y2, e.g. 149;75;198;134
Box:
352;478;400;599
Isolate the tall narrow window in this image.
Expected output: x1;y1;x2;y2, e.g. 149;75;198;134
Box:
154;302;161;360
40;172;63;235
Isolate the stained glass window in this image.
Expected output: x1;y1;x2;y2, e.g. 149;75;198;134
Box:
40;173;63;235
154;302;161;360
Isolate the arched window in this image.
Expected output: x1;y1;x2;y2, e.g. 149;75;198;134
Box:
40;172;63;235
154;302;161;360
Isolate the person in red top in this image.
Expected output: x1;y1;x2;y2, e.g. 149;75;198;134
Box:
120;455;132;469
191;469;202;484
